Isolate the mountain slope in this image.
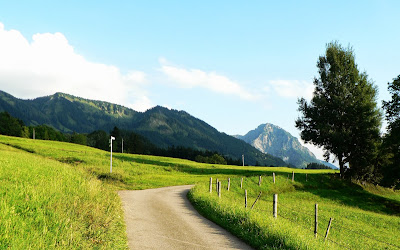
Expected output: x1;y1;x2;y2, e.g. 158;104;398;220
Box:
235;123;336;168
133;106;286;166
0;91;138;133
0;91;286;166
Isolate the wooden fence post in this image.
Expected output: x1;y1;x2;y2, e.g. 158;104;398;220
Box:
218;181;221;198
324;218;333;240
209;177;212;193
240;177;243;189
314;203;318;237
216;178;219;192
251;192;262;209
292;171;295;182
259;175;262;186
245;190;248;208
273;172;276;184
273;194;278;218
227;178;231;191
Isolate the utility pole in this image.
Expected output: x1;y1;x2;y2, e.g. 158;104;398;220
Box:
110;136;115;173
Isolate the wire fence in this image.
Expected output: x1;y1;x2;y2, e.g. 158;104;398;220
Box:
201;175;400;250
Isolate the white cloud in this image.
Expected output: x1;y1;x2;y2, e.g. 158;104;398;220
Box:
0;22;153;112
159;59;260;101
269;80;314;100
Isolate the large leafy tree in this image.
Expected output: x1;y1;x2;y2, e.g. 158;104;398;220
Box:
382;75;400;188
296;42;382;178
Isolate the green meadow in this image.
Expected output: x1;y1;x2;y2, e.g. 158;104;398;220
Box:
0;135;399;249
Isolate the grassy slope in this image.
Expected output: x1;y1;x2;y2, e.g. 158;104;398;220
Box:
0;135;399;249
0;141;126;249
189;175;400;249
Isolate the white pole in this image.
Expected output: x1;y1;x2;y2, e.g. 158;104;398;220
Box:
122;138;124;153
110;136;115;173
110;141;113;173
242;154;244;166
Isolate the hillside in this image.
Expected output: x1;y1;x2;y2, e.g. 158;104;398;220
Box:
0;91;285;166
1;135;398;249
0;136;126;248
235;123;336;168
0;91;137;133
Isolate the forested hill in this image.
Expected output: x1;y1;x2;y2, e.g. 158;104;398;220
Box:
0;91;286;166
0;91;138;133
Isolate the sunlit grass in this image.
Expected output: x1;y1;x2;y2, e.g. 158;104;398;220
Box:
0;142;126;249
189;174;400;249
1;134;398;249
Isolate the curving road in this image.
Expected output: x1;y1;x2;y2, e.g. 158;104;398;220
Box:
118;185;252;250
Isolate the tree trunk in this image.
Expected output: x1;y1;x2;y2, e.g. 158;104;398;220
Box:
339;157;344;178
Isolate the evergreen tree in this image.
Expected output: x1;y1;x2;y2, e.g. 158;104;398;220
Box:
87;130;109;150
296;42;382;178
306;162;332;169
71;132;87;145
382;75;400;188
110;126;121;152
0;112;26;137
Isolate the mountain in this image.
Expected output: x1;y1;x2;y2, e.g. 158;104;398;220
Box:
0;91;138;133
0;91;286;166
235;123;336;169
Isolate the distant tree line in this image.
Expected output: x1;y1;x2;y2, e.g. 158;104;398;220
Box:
306;162;332;170
0;113;240;166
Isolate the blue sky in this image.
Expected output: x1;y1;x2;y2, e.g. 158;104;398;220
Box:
0;1;399;161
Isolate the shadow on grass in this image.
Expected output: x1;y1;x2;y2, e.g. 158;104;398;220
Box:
57;157;84;165
93;172;128;188
114;154;296;177
188;189;300;249
0;142;36;153
294;174;400;216
115;154;400;216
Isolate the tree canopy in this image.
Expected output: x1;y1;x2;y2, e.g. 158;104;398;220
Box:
0;112;28;137
296;42;382;178
381;75;400;188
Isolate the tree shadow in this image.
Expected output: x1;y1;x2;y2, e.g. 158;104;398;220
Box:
114;154;400;216
295;174;400;216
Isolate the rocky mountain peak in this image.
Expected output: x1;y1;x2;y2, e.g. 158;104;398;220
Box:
236;123;333;168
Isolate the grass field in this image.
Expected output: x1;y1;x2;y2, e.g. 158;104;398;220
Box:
189;175;400;249
0;140;126;249
0;135;399;249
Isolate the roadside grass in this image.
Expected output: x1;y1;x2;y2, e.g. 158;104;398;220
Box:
1;134;399;249
0;142;126;249
189;175;400;249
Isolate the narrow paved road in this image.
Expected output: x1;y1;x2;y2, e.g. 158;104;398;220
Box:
118;185;252;250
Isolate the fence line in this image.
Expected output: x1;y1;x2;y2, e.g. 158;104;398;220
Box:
279;202;399;249
203;176;399;249
278;212;314;232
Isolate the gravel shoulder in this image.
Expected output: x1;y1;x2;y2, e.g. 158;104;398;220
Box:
118;185;252;250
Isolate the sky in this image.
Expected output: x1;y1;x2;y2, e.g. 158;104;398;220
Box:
0;1;399;162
